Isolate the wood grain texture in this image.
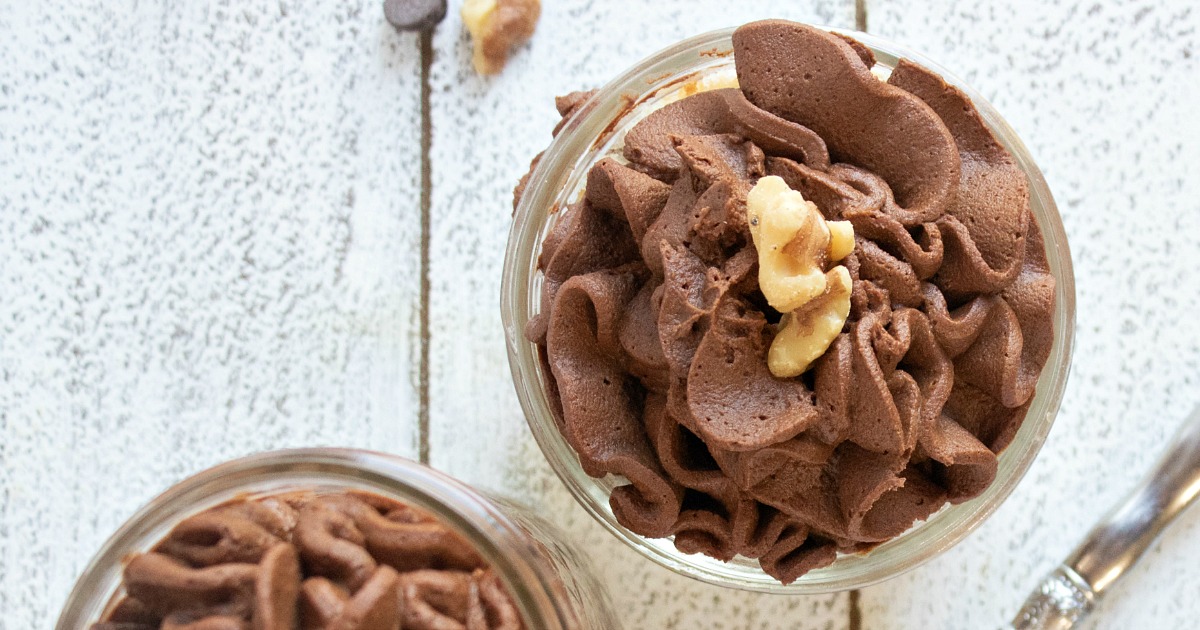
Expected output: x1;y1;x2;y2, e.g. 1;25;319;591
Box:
426;2;855;628
0;2;423;626
5;1;1198;629
858;1;1200;629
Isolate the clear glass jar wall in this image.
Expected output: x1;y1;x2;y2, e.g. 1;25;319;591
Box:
501;25;1076;594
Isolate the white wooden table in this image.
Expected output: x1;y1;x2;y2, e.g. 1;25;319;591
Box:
3;1;1199;628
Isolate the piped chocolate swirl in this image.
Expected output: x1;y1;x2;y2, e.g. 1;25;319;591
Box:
520;20;1055;583
92;491;523;630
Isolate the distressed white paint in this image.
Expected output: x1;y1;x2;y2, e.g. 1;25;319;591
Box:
426;1;854;628
0;2;423;627
6;0;1200;628
859;1;1200;629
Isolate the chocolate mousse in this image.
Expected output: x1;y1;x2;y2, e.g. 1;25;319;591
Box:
520;20;1056;583
91;491;523;629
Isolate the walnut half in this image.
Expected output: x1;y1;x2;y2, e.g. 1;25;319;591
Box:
747;175;855;377
461;0;541;75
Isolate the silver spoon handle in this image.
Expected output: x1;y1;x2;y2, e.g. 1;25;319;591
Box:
1012;405;1200;629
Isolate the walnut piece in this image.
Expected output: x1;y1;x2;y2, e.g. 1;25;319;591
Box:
746;175;855;377
768;266;852;377
461;0;541;75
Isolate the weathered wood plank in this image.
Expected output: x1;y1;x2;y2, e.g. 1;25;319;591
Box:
427;2;855;628
859;1;1200;628
0;1;423;625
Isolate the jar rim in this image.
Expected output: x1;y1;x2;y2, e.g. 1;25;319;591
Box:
56;448;583;629
501;24;1076;593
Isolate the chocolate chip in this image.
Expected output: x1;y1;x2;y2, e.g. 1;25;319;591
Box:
383;0;446;32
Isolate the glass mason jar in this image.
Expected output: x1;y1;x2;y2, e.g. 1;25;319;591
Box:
501;26;1076;593
56;449;620;629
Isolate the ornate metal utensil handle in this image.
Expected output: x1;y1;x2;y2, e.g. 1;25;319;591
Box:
1012;405;1200;629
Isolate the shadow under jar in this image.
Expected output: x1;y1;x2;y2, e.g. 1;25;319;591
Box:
57;449;619;629
502;22;1075;594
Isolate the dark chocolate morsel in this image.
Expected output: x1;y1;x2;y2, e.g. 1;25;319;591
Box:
383;0;447;32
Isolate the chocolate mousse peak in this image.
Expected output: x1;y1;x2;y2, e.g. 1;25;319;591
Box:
733;20;961;226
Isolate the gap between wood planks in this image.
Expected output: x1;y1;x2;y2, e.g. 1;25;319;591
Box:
849;588;862;630
418;29;433;466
